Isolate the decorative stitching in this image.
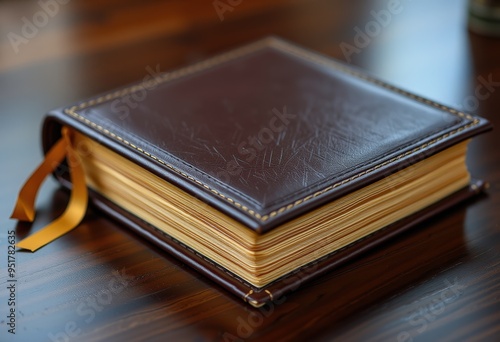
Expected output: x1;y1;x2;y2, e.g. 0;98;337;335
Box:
89;118;266;207
262;118;462;207
64;37;481;222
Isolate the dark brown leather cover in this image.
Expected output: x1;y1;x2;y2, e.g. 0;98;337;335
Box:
40;37;492;307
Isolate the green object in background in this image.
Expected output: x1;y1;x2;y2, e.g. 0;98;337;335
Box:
469;0;500;36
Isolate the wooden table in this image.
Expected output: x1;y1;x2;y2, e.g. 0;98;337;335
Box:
1;0;499;341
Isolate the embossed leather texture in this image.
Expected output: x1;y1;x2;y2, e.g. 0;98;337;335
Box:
41;37;491;306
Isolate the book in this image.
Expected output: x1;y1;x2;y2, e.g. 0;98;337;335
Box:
11;37;491;307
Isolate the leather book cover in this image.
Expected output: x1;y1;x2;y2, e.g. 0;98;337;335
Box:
38;37;491;307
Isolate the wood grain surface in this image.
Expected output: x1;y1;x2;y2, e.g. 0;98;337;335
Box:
0;0;499;341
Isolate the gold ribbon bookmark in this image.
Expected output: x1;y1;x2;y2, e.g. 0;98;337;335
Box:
11;127;88;251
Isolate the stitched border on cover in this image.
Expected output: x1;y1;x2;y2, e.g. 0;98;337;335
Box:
63;37;481;223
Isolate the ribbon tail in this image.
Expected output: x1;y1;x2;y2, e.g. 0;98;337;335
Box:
10;136;68;221
14;128;89;252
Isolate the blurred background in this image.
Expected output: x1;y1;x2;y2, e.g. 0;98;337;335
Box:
2;0;498;228
1;0;498;103
0;0;499;341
